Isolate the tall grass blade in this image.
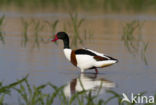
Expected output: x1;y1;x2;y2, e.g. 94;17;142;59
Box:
0;75;27;93
122;21;149;65
21;18;29;47
0;15;5;44
70;13;84;47
69;90;86;105
47;84;64;105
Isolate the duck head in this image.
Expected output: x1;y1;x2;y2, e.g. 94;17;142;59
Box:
52;32;70;48
52;32;69;42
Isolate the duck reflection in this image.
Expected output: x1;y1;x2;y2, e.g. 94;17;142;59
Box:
63;73;115;97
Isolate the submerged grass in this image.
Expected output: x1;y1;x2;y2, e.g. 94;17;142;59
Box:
70;13;84;47
121;21;141;54
20;19;60;48
121;20;149;65
32;20;44;48
0;13;92;48
46;20;59;45
0;15;5;44
21;18;29;47
0;75;155;105
141;42;148;65
19;16;91;48
67;13;93;48
49;20;59;36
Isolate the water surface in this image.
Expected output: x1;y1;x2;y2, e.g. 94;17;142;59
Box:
0;11;156;104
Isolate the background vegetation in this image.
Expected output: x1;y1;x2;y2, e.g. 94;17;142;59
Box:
0;0;156;13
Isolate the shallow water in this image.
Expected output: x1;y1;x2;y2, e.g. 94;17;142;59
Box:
0;11;156;104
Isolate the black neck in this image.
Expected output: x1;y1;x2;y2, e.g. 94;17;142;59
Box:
63;37;70;49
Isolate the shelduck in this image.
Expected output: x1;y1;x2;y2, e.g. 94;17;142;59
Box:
52;32;118;73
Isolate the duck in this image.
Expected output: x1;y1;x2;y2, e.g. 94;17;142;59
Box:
51;32;118;73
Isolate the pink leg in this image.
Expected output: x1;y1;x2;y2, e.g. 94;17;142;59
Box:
95;68;98;74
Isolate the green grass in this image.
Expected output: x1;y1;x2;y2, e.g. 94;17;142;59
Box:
121;21;141;54
21;18;29;47
49;20;59;36
0;75;155;105
63;13;93;48
45;20;59;45
70;13;84;47
0;15;5;44
0;75;28;104
0;0;155;13
14;80;48;105
32;20;44;48
121;20;149;65
20;19;60;48
141;42;148;65
19;16;92;49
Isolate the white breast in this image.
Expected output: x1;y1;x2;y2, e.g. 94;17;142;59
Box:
63;49;72;61
76;55;96;70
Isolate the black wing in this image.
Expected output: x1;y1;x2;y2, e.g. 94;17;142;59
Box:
74;49;97;56
74;49;118;62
